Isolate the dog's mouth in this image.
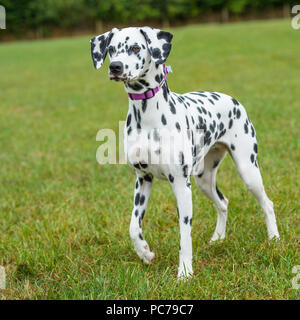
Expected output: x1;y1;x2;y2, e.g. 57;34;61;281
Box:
109;74;138;82
109;75;127;82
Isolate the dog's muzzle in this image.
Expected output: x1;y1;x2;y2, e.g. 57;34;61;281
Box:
109;61;124;81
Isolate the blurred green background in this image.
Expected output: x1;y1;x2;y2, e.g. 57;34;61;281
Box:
0;0;298;40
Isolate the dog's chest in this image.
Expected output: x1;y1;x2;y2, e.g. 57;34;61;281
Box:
125;120;177;180
124;90;234;179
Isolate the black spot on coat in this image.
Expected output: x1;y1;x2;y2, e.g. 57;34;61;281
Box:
126;114;132;127
144;174;153;182
179;152;184;165
216;184;224;200
140;195;146;206
135;193;140;206
232;98;239;106
169;101;176;114
213;160;220;169
142;99;147;113
253;143;258;153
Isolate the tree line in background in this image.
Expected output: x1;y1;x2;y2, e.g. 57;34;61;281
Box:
0;0;296;39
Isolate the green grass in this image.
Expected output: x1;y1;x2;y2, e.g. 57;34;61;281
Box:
0;19;299;300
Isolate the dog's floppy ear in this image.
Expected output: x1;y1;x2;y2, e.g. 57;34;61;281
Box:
140;27;173;65
90;29;116;70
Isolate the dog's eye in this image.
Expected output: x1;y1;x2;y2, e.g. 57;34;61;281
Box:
108;47;115;55
131;45;140;53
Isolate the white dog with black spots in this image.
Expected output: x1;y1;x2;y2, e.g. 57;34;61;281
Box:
90;27;280;279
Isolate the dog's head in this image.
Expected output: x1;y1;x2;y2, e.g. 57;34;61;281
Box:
90;27;173;82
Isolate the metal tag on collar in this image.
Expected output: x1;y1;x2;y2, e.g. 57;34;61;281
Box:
166;65;173;73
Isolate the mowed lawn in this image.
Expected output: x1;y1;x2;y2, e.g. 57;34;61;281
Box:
0;19;299;300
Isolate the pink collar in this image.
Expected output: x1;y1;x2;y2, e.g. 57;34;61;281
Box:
128;64;169;100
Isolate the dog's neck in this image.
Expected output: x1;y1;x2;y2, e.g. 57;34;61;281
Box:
123;63;169;98
123;63;171;129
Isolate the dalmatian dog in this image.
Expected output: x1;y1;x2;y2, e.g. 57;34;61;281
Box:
90;27;280;279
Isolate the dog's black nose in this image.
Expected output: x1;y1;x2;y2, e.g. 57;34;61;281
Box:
109;61;123;76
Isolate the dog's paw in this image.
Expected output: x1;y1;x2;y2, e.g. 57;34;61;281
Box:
142;250;155;264
209;233;225;244
268;233;280;241
136;244;155;264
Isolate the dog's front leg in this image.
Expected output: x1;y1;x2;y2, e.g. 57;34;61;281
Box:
171;176;193;279
129;174;155;264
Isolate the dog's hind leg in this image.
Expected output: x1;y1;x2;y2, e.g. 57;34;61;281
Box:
229;141;280;240
194;143;229;242
129;174;155;264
